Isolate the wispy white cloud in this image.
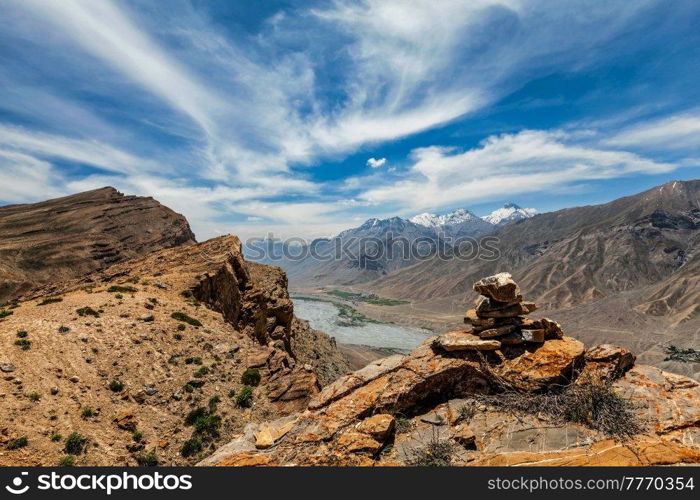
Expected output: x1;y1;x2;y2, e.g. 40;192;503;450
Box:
605;111;700;151
0;150;67;203
15;0;221;136
359;130;677;210
0;124;156;175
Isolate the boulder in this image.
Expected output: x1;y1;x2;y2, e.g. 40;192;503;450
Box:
521;329;545;343
613;365;699;435
452;424;476;448
253;417;297;449
499;332;525;345
435;331;501;351
356;414;395;441
309;355;404;410
540;317;564;339
473;273;521;303
497;337;585;390
464;309;497;328
577;344;635;384
336;430;382;455
475;297;537;318
477;324;518;339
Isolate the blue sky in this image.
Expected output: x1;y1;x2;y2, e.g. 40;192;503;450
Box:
1;0;699;240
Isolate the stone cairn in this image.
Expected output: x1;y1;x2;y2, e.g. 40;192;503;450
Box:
436;272;563;351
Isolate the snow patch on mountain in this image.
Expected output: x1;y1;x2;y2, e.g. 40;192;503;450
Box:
409;208;480;228
482;203;536;226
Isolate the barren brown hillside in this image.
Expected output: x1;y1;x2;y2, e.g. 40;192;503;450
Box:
0;187;196;304
0;236;348;466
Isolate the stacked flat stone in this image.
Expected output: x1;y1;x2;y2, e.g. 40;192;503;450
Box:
435;272;563;352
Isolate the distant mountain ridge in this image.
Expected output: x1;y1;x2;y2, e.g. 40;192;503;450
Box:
367;180;700;323
482;203;536;226
255;203;535;286
410;204;536;229
409;208;482;228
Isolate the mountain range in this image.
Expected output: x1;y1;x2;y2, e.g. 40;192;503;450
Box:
410;204;536;228
257;203;534;286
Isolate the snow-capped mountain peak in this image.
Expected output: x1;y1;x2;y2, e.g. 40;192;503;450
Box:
409;208;479;228
482;203;536;226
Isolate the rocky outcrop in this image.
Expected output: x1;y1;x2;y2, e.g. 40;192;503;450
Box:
201;273;700;467
0;235;350;465
185;238;349;408
0;187;196;304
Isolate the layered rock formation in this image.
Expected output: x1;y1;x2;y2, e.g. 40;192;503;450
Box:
0;235;349;465
0;187;196;304
200;273;700;467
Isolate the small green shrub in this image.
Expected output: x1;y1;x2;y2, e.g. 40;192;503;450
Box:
177;324;186;331
108;380;124;392
107;285;137;293
76;306;100;318
28;391;41;402
208;396;221;412
132;430;143;442
64;433;88;454
406;432;454;466
51;432;62;442
183;384;194;393
185;357;202;365
395;417;413;434
236;386;254;408
184;407;221;438
6;436;28;450
180;437;202;457
457;401;477;423
241;368;261;387
184;407;208;426
81;407;94;419
14;339;31;350
193;366;209;378
173;333;183;341
58;455;75;467
0;309;14;318
16;330;28;338
58;325;70;333
171;312;202;327
664;345;700;363
38;297;63;306
136;450;158;466
194;414;221;436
